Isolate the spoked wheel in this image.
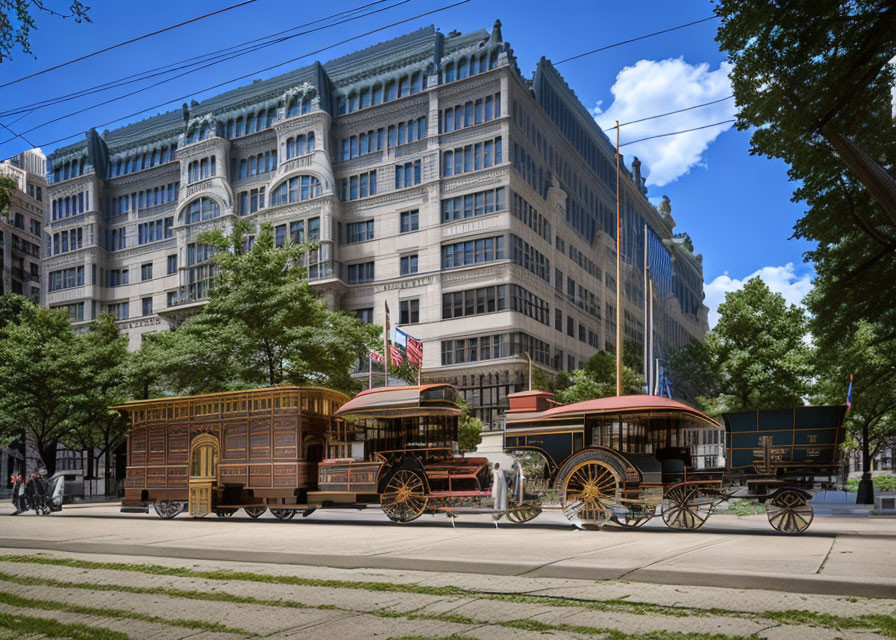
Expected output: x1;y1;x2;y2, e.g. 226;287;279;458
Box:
153;500;180;520
612;506;655;528
767;490;814;535
215;508;236;518
270;509;296;520
504;506;543;523
244;506;267;519
380;469;428;523
561;459;620;528
662;485;715;530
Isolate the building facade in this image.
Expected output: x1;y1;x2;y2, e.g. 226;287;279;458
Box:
1;149;45;301
43;23;708;426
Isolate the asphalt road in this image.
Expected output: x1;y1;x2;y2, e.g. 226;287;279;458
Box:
2;502;895;598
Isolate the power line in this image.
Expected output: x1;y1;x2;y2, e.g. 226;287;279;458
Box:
619;119;736;147
27;0;472;150
0;0;262;90
0;0;396;118
0;0;415;142
603;95;734;130
554;16;719;65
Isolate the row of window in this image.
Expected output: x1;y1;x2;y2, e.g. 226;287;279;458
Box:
337;71;426;115
51;192;88;220
442;137;502;176
109;268;129;287
440;331;551;367
558;270;600;318
442;285;507;319
48;266;84;292
441;236;504;269
394;160;421;189
441;93;501;132
567;241;601;281
187;156;216;183
52;228;83;255
53;302;84;322
339;170;377;201
109;146;176;178
284;132;315;160
183;197;221;224
510;284;550;326
104;227;126;251
441;187;506;223
273;217;320;247
218;108;276;140
51;158;86;183
238;187;266;215
510;234;550;282
345;220;374;244
442;50;500;84
346;261;374;284
339;117;426;161
137;217;174;244
232;149;276;180
269;175;323;206
511;191;551;244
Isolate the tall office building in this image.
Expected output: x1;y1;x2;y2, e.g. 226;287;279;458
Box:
1;149;45;301
44;23;708;425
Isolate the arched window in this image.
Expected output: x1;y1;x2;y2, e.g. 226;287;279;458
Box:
235;117;244;137
287;97;299;118
458;57;468;79
256;111;265;131
372;83;382;104
307;131;315;151
151;149;159;166
348;92;359;112
183;197;221;224
479;52;488;72
286;138;295;159
266;107;276;128
270;175;321;206
187;128;198;144
411;72;422;93
246;112;256;134
398;75;409;97
199;123;208;140
445;62;455;82
360;88;370;108
385;80;396;101
296;134;306;156
489;50;498;69
301;96;311;114
470;56;478;76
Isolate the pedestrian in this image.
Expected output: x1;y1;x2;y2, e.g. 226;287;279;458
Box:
491;462;507;512
24;472;44;514
9;474;23;515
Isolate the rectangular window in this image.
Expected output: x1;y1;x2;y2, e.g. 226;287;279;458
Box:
400;209;419;233
167;254;177;275
346;220;374;244
441;236;504;268
399;299;419;324
141;263;153;281
346;261;374;284
400;254;418;276
142;297;153;316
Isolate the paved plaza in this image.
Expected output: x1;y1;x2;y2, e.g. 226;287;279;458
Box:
0;502;895;639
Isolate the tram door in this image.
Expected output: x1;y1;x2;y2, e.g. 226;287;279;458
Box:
189;435;219;517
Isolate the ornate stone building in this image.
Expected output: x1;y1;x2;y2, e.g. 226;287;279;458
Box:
43;23;708;425
1;149;45;301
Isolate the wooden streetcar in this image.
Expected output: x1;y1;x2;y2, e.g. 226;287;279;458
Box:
117;385;845;535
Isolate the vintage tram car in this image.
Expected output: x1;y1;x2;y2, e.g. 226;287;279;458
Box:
118;384;845;534
502;390;846;534
118;384;492;522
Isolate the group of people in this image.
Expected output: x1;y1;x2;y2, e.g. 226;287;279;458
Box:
9;471;62;515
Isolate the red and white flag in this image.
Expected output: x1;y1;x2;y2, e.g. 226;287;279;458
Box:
370;351;384;363
407;335;423;365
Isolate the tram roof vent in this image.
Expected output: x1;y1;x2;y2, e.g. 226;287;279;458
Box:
507;390;558;414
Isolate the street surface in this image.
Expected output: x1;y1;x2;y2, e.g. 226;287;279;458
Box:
0;502;895;638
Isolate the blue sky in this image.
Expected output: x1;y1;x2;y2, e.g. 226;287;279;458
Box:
0;0;816;322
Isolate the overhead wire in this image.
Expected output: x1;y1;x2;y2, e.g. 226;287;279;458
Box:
0;0;397;118
603;95;734;131
0;0;262;89
619;119;736;147
0;0;416;143
24;0;472;150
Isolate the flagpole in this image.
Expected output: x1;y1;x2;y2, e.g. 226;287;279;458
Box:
648;278;654;395
383;300;390;387
615;120;623;396
643;223;648;394
368;353;373;389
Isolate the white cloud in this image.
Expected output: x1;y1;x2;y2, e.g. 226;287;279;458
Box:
594;58;736;187
704;263;813;328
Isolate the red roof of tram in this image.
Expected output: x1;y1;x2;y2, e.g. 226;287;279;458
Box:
506;393;719;426
336;384;462;418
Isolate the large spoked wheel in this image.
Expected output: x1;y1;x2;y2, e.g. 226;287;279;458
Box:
505;506;543;523
561;460;620;528
153;500;180;520
244;506;267;519
380;469;428;523
767;490;814;535
215;508;236;518
270;509;296;520
662;485;714;530
612;506;655;528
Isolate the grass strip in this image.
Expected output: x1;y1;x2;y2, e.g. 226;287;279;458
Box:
0;611;129;640
0;553;702;618
2;554;895;637
0;590;250;636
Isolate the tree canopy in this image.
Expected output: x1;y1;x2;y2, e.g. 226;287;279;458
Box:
139;221;380;396
555;350;644;405
715;0;896;351
0;1;91;62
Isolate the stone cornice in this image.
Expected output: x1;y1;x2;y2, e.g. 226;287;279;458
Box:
106;162;179;189
335;94;429;128
440;165;509;195
436;68;503;102
47;173;96;197
274;110;330;136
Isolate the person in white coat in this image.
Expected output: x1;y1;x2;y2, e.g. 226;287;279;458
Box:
491;462;507;512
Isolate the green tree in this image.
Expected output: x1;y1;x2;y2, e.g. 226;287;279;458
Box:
65;314;130;493
555;350;644;405
0;300;80;474
0;175;17;221
715;1;896;349
456;397;483;453
0;1;91;62
667;278;812;415
142;221;380;395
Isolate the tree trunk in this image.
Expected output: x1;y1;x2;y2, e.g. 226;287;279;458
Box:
38;439;58;476
857;419;875;505
821;124;896;228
